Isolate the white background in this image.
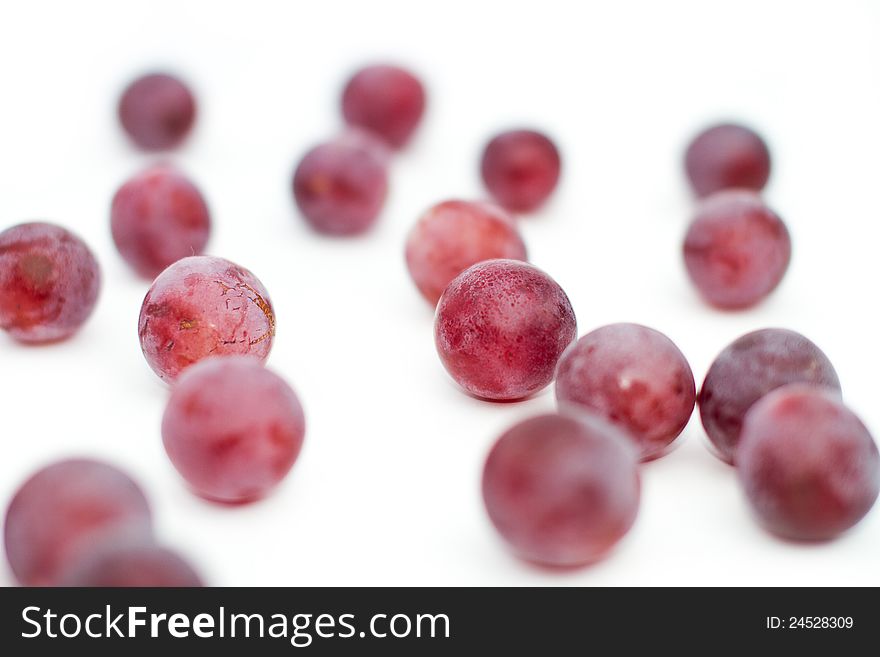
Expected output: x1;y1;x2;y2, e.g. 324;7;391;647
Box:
0;0;878;586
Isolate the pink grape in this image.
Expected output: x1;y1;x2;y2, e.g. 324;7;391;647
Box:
434;259;576;401
699;328;841;464
118;72;196;150
738;385;880;541
0;222;101;343
482;412;640;567
3;459;153;586
59;541;203;587
405;199;527;305
683;190;791;309
555;323;696;461
684;122;771;197
162;356;305;503
480;129;561;212
110;164;211;279
138;256;275;382
341;64;426;148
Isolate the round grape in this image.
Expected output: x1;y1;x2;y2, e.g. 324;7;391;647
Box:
684;122;771;197
555;323;696;461
138;256;275;382
434;259;576;401
162;356;305;503
59;541;203;587
699;328;841;464
683;190;791;309
480;129;561;212
0;222;101;343
405;199;527;305
482;412;640;567
738;385;880;541
118;72;196;150
111;164;211;279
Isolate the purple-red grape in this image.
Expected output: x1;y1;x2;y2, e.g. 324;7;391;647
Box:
555;323;695;461
480;129;561;212
110;164;211;279
405;200;528;305
0;222;101;343
3;459;153;586
699;328;841;464
683;190;791;309
684;123;771;198
292;132;390;236
435;259;576;401
482;412;640;567
162;356;305;503
118;72;196;150
59;540;203;587
138;256;275;382
738;385;880;541
341;64;426;149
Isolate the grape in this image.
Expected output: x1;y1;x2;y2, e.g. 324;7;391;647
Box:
162;356;305;503
555;323;695;461
292;131;390;236
480;129;561;212
738;385;880;541
699;328;841;464
683;190;791;309
405;200;528;305
3;459;153;586
0;222;101;343
434;259;576;401
138;256;275;382
341;64;426;148
684;122;771;197
59;540;203;587
482;412;640;567
110;164;211;279
118;72;196;150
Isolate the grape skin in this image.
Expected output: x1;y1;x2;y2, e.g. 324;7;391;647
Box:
118;72;196;150
59;541;203;587
480;129;561;213
684;122;771;197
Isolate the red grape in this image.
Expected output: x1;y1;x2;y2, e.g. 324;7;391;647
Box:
405;200;528;305
0;222;101;343
162;356;305;503
138;256;275;382
292;132;390;236
738;385;879;541
699;328;841;464
480;129;561;212
341;64;426;148
4;459;153;586
435;259;576;401
118;72;196;150
110;164;211;279
684;122;771;197
555;323;695;461
482;412;640;567
59;540;203;587
683;190;791;309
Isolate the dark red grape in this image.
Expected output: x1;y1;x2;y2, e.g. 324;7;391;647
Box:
738;385;880;541
138;256;275;382
111;164;211;279
292;132;390;236
3;459;153;586
118;72;196;150
699;328;841;464
683;190;791;309
684;122;771;197
0;222;101;343
435;259;576;401
59;540;203;587
341;64;426;148
555;323;695;461
405;199;528;305
480;129;561;212
162;356;305;503
482;412;640;567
